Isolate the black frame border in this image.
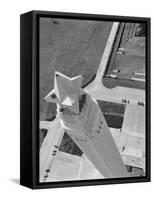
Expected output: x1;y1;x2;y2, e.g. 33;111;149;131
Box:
20;10;151;189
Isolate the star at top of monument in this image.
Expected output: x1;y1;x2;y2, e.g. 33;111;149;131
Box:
44;71;84;114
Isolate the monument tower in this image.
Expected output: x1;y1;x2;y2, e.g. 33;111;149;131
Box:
45;71;129;178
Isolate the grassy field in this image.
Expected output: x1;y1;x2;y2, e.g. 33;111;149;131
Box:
39;17;112;120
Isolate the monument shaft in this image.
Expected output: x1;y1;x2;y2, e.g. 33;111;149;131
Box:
59;93;128;178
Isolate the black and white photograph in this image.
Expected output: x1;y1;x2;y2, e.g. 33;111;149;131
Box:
0;0;153;197
39;15;149;183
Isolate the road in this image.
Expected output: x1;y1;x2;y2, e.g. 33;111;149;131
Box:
84;22;145;105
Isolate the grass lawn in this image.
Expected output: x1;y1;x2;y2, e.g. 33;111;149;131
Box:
39;17;112;120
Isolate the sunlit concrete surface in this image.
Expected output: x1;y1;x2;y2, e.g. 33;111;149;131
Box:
40;117;64;182
40;117;144;182
122;104;145;137
120;105;145;170
44;151;82;182
78;155;103;180
44;151;103;182
40;124;129;182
